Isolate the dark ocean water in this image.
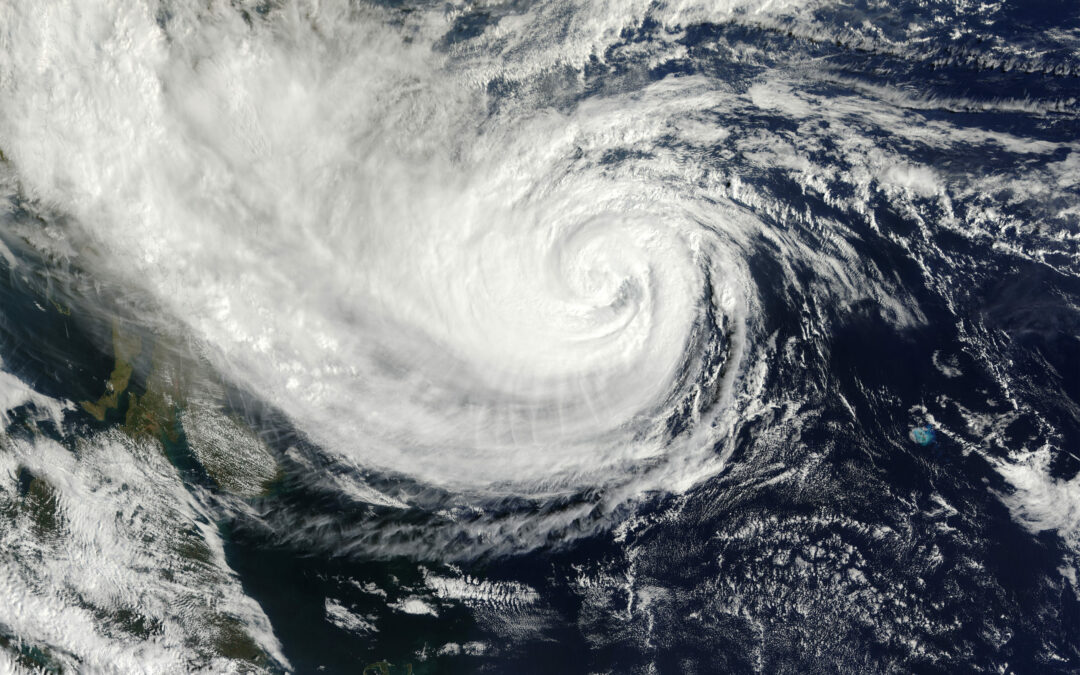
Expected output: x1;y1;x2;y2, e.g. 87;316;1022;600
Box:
1;0;1078;673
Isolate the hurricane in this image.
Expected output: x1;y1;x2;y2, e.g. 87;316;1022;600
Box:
0;0;1078;672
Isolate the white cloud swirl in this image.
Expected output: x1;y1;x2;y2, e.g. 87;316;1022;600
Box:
0;0;757;508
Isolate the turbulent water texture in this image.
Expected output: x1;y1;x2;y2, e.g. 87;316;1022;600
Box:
0;0;1078;672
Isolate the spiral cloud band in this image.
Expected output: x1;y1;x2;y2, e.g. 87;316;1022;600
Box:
0;1;765;515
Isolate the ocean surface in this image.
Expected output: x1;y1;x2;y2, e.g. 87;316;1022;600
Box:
0;0;1078;672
